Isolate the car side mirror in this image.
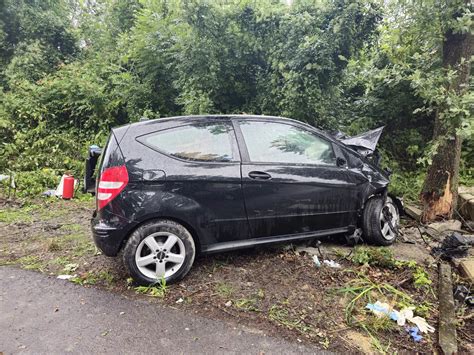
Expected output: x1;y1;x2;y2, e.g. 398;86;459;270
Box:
336;157;347;167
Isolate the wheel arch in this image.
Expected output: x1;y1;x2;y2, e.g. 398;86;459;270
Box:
121;215;202;254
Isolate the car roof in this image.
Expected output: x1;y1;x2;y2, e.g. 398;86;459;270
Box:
131;114;300;126
112;114;338;145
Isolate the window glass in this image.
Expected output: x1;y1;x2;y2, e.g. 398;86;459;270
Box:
239;121;335;165
142;122;235;162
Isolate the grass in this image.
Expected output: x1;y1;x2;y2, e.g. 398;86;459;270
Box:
134;278;167;298
339;273;413;324
0;206;36;223
16;255;45;271
352;246;397;268
60;223;83;232
50;256;72;267
45;238;62;252
235;297;260;312
268;304;313;334
215;282;234;298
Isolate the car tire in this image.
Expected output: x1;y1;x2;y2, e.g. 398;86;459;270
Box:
123;219;196;285
362;196;399;246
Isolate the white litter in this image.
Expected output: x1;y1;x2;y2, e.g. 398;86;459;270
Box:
57;274;74;280
323;260;341;268
312;255;321;267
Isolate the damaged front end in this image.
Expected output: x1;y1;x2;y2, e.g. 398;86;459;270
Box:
334;126;385;168
334;126;404;244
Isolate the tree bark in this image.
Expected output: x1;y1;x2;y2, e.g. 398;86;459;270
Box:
421;2;473;222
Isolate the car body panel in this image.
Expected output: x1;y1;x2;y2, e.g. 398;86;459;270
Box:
90;115;390;256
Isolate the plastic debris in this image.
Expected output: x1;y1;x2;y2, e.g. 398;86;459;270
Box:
42;189;57;197
410;316;435;333
431;232;472;260
366;301;398;320
454;285;474;307
57;274;74;280
323;259;341;268
407;326;423;342
312;255;321;267
176;298;184;304
366;302;434;334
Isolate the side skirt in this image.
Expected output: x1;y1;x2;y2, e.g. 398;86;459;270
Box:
201;227;352;254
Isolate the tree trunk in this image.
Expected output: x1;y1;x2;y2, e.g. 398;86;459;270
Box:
421;3;472;222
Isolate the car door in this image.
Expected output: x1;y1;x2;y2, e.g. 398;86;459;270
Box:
133;118;250;246
235;119;365;239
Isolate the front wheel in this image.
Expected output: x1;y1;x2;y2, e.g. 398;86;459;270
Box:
123;219;196;285
362;196;400;246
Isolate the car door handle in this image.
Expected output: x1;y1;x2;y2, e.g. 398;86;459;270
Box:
248;171;272;180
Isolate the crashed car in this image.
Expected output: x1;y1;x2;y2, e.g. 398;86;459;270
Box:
85;115;401;285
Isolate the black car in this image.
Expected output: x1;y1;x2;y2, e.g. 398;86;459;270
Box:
85;115;401;285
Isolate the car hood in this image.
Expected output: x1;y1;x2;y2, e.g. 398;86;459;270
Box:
337;126;384;152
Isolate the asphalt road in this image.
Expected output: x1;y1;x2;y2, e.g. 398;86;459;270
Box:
0;267;325;354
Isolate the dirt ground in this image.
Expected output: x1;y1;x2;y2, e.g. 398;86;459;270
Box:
1;197;472;353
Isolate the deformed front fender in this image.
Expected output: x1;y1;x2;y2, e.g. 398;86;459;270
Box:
388;193;405;216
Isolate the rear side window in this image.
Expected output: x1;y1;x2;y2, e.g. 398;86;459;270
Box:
238;121;336;165
139;122;237;162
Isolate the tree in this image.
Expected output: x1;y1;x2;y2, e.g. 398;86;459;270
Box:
421;0;472;221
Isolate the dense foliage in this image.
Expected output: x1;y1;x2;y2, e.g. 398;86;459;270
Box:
0;0;472;198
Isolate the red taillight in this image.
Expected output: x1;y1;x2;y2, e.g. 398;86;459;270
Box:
97;165;129;210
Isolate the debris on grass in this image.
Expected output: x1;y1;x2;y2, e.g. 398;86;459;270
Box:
312;255;321;267
323;259;341;268
407;326;423;342
431;232;472;260
365;300;434;335
57;274;75;280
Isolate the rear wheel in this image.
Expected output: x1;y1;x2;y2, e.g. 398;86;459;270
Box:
123;219;196;285
362;196;400;246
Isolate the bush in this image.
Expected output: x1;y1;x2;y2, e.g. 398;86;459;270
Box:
0;169;60;198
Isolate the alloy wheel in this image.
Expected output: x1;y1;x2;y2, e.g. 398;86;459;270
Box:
135;232;186;280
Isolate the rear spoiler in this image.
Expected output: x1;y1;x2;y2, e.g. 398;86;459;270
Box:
83;145;102;194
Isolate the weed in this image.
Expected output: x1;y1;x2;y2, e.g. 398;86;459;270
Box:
96;270;115;285
134;277;167;298
361;325;392;354
63;263;79;273
235;298;260;312
363;314;395;333
268;305;312;333
0;207;34;223
339;273;412;324
0;259;14;266
50;256;71;267
318;337;330;349
71;272;98;285
215;282;234;298
15;255;44;271
412;267;432;289
352;247;396;268
45;238;62;252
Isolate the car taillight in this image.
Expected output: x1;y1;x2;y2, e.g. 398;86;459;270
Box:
97;165;129;210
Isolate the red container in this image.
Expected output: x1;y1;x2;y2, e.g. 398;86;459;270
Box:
62;175;75;199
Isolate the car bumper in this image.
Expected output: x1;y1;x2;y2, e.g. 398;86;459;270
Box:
91;213;137;256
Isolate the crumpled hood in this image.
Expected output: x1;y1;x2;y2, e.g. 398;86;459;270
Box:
339;126;384;152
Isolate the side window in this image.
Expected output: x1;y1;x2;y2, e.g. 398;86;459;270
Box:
139;122;237;162
239;121;336;165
